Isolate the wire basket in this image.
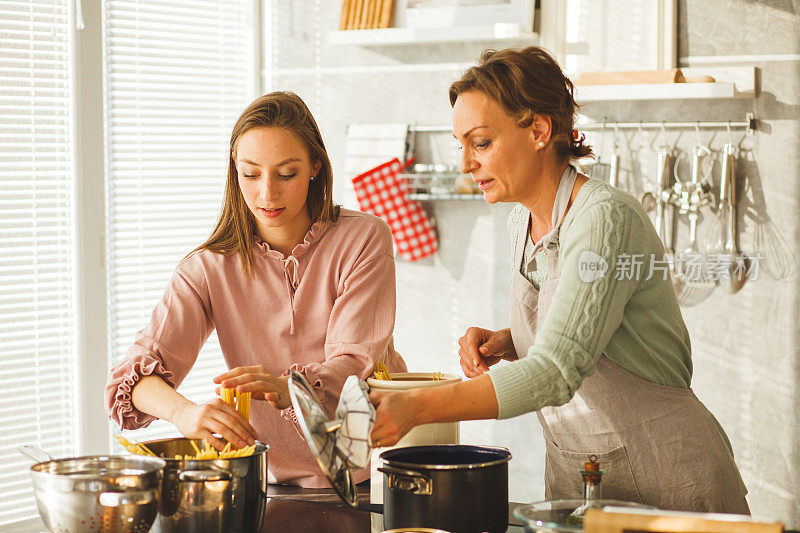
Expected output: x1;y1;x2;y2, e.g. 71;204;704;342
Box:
400;172;460;195
398;165;482;199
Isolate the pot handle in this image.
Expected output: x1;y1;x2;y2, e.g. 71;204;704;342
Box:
18;445;54;463
178;469;232;483
474;445;513;461
377;466;433;495
99;489;156;507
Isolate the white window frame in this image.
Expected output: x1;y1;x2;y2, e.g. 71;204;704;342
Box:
541;0;677;71
70;0;264;456
71;0;109;455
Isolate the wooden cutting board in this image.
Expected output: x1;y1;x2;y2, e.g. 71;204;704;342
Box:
575;69;715;85
584;508;783;533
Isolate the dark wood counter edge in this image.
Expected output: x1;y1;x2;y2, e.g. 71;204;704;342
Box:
8;486;787;532
266;483;526;526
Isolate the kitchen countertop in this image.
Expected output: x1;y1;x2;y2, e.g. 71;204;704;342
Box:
7;483;527;532
265;483;527;532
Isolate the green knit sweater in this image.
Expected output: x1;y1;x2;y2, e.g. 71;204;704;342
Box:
490;179;693;419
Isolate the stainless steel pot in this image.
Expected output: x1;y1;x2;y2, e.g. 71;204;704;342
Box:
379;444;512;533
143;437;268;533
26;447;165;533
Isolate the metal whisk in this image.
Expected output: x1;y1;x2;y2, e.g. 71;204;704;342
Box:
754;214;795;280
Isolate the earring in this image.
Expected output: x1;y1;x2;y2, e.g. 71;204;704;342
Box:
538;142;545;149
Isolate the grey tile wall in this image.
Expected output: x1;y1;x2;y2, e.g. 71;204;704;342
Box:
675;0;800;524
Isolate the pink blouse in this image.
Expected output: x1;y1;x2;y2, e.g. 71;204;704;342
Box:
105;208;407;487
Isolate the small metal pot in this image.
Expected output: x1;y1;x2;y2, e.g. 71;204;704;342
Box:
28;451;165;533
379;445;512;533
142;437;268;533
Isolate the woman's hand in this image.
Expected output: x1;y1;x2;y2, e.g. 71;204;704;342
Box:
370;378;500;447
369;390;423;448
131;375;257;450
214;366;292;410
171;398;258;451
458;327;517;377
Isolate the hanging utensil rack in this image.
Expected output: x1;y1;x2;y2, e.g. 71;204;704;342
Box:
573;113;756;135
399;115;756;200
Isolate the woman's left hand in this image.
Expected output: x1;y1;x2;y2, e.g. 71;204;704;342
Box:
369;390;423;448
214;366;291;410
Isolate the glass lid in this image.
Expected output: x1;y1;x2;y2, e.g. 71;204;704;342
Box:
287;371;358;507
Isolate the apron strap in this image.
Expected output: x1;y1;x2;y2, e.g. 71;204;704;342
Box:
527;165;579;262
513;207;529;270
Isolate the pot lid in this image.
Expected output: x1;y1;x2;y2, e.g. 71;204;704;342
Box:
287;371;358;507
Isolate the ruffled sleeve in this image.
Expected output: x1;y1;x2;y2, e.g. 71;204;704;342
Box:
106;347;176;429
105;260;215;429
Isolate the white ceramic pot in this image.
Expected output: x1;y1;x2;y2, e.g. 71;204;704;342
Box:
366;372;461;504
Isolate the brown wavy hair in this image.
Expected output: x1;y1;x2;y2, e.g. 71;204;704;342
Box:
191;91;339;275
449;47;593;161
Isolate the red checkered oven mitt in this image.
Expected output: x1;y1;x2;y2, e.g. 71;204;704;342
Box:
351;158;438;261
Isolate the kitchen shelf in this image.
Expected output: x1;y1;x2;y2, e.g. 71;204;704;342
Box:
328;23;538;47
574;66;756;102
577;82;740;102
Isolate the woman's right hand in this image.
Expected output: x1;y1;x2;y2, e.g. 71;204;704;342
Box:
171;398;258;451
458;327;517;378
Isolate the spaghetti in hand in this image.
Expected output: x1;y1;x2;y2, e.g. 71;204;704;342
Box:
214;365;291;410
170;396;258;451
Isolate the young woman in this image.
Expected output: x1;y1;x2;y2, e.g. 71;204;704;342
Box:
106;91;407;487
369;47;749;513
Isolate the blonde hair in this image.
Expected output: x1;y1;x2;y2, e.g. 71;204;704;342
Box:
192;91;339;274
449;47;593;161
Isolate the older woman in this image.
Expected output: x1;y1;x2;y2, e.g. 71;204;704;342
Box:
370;47;748;513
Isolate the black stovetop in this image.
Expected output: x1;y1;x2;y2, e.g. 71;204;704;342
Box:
265;483;527;532
9;483;527;533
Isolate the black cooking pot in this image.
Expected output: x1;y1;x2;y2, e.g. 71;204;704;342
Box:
379;444;512;533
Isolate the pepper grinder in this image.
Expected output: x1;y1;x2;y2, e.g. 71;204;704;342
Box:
567;454;605;525
581;454;603;500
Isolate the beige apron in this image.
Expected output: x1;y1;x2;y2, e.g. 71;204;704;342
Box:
508;167;749;513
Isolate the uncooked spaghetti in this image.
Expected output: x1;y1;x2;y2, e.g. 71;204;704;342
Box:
372;361;392;380
371;363;445;381
115;435;256;460
220;386;251;421
116;381;255;460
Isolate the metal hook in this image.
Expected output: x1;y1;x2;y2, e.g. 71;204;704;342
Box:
694;122;702;147
598;119;607;159
659;122;667;149
633;121;648;153
75;0;85;30
726;121;734;145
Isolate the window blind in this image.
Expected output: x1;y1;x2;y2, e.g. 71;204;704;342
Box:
0;0;75;525
103;0;257;445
